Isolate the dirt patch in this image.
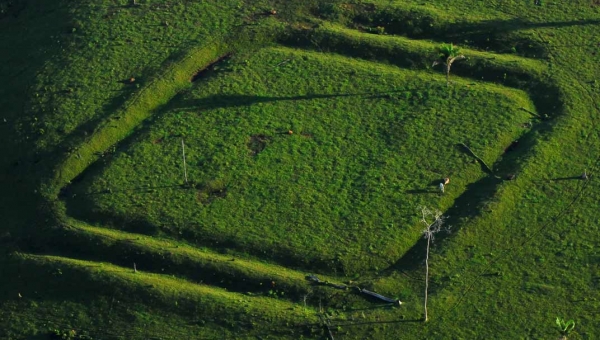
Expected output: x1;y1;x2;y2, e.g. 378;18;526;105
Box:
195;179;227;204
247;134;270;156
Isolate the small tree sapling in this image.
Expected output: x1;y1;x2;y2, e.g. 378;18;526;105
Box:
432;43;466;85
556;317;575;340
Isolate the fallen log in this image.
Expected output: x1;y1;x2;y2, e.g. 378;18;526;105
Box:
306;275;402;305
306;274;347;290
356;287;403;305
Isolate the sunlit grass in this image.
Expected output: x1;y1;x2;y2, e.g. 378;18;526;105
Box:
68;46;533;275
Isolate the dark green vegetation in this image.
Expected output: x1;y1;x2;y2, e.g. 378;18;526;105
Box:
1;0;599;339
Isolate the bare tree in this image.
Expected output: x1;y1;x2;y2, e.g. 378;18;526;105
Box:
420;206;448;321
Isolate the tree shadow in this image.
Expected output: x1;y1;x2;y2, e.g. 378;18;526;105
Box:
60;183;184;198
437;18;600;37
170;91;404;113
385;116;551;276
282;24;565;122
550;176;584;181
405;188;437;195
331;318;423;327
456;143;495;176
438;18;600;57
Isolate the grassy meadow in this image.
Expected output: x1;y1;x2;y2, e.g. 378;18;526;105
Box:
65;46;534;275
1;0;599;339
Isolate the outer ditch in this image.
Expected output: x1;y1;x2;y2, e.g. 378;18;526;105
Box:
314;2;549;58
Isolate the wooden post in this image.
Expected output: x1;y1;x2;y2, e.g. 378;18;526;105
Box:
424;234;431;321
181;139;188;185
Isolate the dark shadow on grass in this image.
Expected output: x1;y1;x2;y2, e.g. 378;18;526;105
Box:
0;255;272;337
331;318;422;327
389;115;550;275
404;18;600;53
35;226;317;303
389;175;503;272
350;3;600;57
405;188;437;195
63;184;184;198
170;91;405;112
281;27;564;117
550;176;583;181
456;143;495;176
33;37;199;181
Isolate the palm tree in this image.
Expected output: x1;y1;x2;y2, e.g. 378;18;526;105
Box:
556;317;575;340
432;43;466;85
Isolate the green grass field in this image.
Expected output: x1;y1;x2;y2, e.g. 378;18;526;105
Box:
65;46;534;275
1;0;599;339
